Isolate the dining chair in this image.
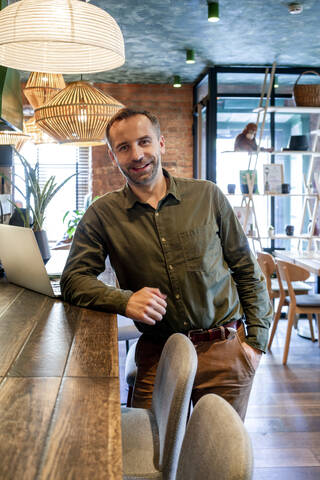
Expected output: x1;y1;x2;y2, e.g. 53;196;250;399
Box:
121;333;198;480
117;314;141;354
124;339;137;407
176;394;253;480
277;259;320;364
256;251;312;349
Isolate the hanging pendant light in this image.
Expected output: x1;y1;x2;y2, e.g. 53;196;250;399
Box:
0;0;125;74
24;116;56;144
34;81;124;146
0;131;30;151
23;72;66;110
173;75;182;88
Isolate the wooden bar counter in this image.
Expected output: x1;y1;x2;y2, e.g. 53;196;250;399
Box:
0;279;122;480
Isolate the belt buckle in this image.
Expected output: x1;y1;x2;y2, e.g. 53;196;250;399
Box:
187;328;204;339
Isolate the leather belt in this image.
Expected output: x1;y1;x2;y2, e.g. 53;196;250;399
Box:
186;319;243;345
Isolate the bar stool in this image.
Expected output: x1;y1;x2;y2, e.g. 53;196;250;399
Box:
117;314;141;354
124;340;138;407
121;333;198;480
176;394;253;480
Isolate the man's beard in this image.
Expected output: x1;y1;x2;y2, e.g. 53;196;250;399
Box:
118;153;161;186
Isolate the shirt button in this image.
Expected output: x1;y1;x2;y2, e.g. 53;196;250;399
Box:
161;237;166;242
175;294;180;299
155;212;159;217
169;264;173;270
183;321;188;326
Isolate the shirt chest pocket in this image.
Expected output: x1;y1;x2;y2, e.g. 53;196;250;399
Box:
179;222;220;272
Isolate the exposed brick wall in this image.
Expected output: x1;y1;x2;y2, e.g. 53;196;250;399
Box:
92;83;194;196
21;81;194;196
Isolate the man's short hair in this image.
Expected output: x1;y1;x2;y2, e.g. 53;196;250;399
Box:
106;108;161;148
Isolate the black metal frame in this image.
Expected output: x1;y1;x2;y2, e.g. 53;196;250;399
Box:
193;65;320;183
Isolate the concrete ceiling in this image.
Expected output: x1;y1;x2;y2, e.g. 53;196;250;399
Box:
21;0;320;85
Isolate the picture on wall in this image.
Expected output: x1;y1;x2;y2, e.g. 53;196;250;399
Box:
263;164;284;194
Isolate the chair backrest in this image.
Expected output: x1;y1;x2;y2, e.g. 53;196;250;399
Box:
277;259;310;305
176;394;253;480
257;251;276;299
152;333;198;480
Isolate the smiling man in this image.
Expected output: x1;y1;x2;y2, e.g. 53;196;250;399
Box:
61;108;272;420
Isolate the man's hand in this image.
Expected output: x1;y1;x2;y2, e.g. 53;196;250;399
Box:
125;287;167;325
241;342;262;370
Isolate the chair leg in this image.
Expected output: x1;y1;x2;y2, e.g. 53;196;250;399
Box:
283;307;295;365
126;386;133;407
307;314;316;342
268;299;283;350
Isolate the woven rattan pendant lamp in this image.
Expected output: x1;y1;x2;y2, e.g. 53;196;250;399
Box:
34;81;124;146
23;73;66;110
0;0;125;74
0;131;30;151
24;116;56;144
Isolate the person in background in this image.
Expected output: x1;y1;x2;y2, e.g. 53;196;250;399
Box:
235;122;273;152
61;108;272;421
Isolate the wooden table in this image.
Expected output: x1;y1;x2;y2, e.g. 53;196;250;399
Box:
274;249;320;340
274;249;320;292
0;280;122;480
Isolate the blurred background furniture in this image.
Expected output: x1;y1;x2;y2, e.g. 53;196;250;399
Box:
121;333;197;480
117;314;141;354
277;259;320;364
176;394;253;480
124;340;138;407
257;251;312;349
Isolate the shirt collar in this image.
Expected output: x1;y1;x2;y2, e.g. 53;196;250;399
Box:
123;168;181;210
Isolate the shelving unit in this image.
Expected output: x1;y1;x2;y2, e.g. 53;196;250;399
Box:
227;68;320;252
261;105;320;251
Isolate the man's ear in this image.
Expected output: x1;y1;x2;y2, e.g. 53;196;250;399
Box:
159;135;165;154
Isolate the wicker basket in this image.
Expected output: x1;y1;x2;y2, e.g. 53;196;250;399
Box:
293;70;320;107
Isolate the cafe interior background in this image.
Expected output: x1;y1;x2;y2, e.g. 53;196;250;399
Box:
0;0;320;251
1;0;320;476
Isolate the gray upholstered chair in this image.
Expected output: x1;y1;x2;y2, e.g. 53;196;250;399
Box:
121;333;198;480
124;339;138;406
176;394;253;480
117;314;141;353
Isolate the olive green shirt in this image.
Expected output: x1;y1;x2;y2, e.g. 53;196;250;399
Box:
61;170;272;352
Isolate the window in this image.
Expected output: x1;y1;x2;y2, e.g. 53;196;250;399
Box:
194;67;320;253
13;142;91;242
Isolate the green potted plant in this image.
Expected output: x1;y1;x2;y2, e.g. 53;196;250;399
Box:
62;196;99;242
4;148;75;263
63;208;85;239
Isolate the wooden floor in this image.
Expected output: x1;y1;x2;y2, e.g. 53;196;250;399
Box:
118;318;320;479
247;318;320;479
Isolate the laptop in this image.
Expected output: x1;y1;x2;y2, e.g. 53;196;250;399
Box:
0;224;67;297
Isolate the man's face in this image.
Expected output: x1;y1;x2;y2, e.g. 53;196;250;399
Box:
108;114;165;186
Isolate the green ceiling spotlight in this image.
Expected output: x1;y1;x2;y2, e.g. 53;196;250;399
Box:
173;75;181;88
274;75;279;88
208;2;219;22
186;49;195;64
